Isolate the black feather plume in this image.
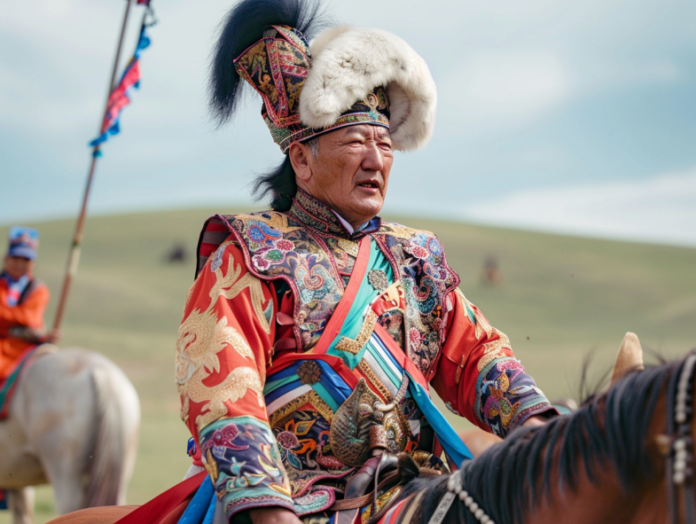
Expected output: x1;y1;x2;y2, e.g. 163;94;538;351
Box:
210;0;325;125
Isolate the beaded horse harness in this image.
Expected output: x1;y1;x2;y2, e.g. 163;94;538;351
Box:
662;352;696;524
424;466;494;524
427;353;696;524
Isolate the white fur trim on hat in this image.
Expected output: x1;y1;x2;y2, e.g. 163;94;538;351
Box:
302;27;437;151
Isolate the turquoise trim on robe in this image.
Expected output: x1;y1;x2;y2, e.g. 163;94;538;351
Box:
325;240;394;369
406;372;473;465
320;240;473;466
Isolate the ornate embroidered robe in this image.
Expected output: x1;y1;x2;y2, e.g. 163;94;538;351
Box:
176;189;553;522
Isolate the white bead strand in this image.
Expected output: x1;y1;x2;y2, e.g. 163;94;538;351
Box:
429;469;496;524
675;355;696;424
671;354;696;487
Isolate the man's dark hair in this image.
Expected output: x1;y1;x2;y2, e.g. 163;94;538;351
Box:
252;137;319;211
252;155;297;212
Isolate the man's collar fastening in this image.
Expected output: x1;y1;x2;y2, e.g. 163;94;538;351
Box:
289;189;381;239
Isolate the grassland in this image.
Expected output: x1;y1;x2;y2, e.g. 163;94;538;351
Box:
1;208;695;523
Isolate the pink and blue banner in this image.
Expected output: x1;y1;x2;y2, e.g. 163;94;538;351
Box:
89;22;152;147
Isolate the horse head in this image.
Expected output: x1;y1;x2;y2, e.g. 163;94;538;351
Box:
394;348;696;524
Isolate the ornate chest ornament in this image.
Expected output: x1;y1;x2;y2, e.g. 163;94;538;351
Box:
329;379;408;467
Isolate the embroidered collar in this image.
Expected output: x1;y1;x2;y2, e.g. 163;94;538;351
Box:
289;188;381;239
1;272;31;307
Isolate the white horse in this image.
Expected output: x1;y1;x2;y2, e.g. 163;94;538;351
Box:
0;347;140;524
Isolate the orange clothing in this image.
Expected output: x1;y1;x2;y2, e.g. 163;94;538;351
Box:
0;278;49;379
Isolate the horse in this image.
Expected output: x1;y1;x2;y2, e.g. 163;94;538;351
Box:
0;347;141;524
388;339;690;524
47;334;690;524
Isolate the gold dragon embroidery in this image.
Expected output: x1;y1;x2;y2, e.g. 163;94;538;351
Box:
176;245;268;430
209;242;273;335
477;328;512;372
456;288;492;340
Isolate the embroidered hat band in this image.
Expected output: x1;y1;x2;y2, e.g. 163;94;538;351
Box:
233;25;390;153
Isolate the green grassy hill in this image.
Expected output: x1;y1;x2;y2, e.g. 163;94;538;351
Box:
1;209;695;522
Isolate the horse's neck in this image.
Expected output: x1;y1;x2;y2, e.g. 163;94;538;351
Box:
530;394;669;524
526;477;659;524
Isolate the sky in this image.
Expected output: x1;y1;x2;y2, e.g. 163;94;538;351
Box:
1;0;695;246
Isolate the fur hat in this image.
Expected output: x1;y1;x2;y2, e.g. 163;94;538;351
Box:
211;0;436;153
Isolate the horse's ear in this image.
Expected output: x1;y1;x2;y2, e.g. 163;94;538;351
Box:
610;332;644;387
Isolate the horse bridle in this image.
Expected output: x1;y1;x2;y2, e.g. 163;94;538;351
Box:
427;467;495;524
428;353;696;524
663;353;696;524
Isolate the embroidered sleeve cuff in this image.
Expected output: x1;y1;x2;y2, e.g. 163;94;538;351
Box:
475;356;556;438
200;416;294;519
511;401;558;430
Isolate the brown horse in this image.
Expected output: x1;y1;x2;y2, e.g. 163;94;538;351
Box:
50;339;690;524
391;353;692;524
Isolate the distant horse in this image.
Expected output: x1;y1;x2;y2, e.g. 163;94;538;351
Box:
0;348;140;524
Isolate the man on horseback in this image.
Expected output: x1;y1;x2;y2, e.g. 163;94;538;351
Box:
0;227;58;382
170;1;557;523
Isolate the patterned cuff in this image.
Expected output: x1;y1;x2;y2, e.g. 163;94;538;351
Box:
475;357;555;438
200;416;294;519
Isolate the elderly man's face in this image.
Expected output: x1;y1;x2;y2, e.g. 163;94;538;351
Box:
290;125;394;229
4;256;33;280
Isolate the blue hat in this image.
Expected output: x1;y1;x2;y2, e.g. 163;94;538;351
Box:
7;227;39;260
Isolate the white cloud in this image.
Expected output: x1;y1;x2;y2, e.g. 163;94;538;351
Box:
438;49;683;137
440;50;570;133
572;58;683;94
463;169;696;246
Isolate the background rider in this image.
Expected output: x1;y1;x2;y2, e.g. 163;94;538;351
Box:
0;227;59;381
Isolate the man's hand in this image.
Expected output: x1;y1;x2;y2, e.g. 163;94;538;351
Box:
45;328;61;344
249;508;302;524
521;415;547;428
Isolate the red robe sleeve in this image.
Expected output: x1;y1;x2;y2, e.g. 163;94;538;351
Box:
431;289;555;437
176;238;294;519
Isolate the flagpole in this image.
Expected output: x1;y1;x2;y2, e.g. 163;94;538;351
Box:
52;0;134;333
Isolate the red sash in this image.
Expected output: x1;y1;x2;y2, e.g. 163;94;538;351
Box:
310;236;372;355
296;234;432;395
113;472;206;524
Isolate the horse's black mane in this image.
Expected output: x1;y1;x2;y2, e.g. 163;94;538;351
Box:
402;360;678;524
